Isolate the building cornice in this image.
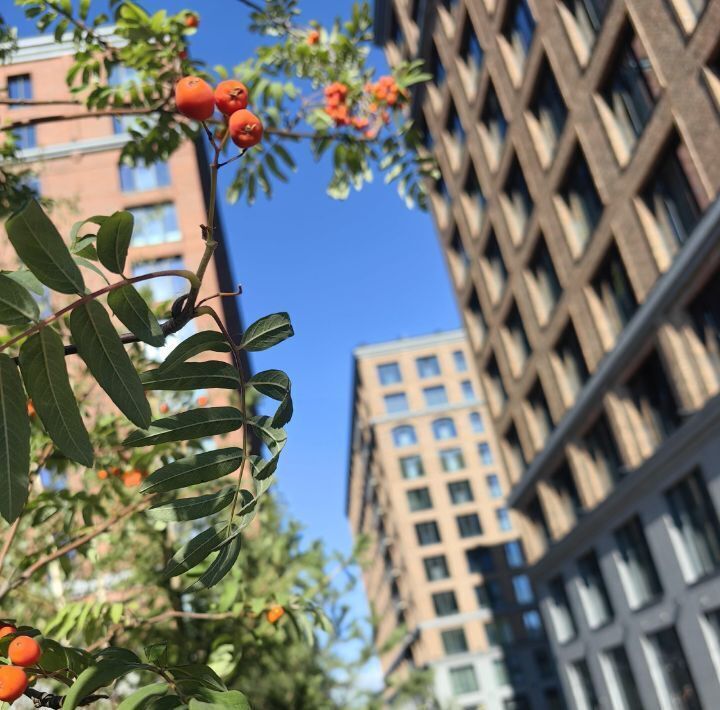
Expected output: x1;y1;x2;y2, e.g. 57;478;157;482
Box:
353;328;465;358
5;26;123;64
368;397;485;426
16;133;129;163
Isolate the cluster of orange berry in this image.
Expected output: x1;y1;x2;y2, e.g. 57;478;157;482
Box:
97;466;147;488
366;74;405;108
266;605;285;624
323;83;370;131
0;624;42;704
174;77;263;149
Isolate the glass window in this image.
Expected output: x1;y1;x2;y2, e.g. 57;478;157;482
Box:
431;43;446;88
486;353;508;412
703;608;720;679
448;480;474;505
446;102;466;147
384;392;409;413
377;362;402;385
550;462;584;525
416;521;441;546
424;385;448;407
417;355;441;378
502;0;536;72
13;126;36;150
450;228;470;284
453;349;468;372
466;291;487;347
687;268;720;380
457;513;483;538
433;417;457;440
478;442;493;465
392;425;416;447
666;469;720;583
129;203;180;247
523;610;544;638
442;628;469;655
561;0;609;52
577;550;614;628
502;157;533;242
424;554;450;581
486;618;514;645
407;487;433;512
583;414;624;489
400;455;424;479
119;161;170;192
467;546;495;574
495;658;510;686
481;230;508;303
464;164;487;233
132;256;186;303
614;516;663;609
460;18;484;74
504;303;531;371
497;508;512;531
591;241;638;338
646;627;700;710
433;590;459;616
568;659;599;710
470;412;484;433
440;447;465;472
476;579;504;609
449;665;479;695
529;60;567;161
555;321;589;399
602;645;644;710
526;495;550;550
8;74;32;105
487;474;503;499
535;649;555;680
461;380;475;401
527;379;553;443
513;575;534;604
481;82;507;167
505;540;525;567
527;234;562;320
548;576;577;644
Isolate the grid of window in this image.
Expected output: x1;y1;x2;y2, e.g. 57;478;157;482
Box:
440;447;466;472
8;74;32;105
457;513;483;538
576;550;614;628
392;425;416;447
384;392;409;414
433;590;459;616
464;165;487;233
497;507;512;531
446;102;466;148
433;417;457;440
481;229;508;303
602;645;644;710
560;0;609;58
416;521;441;545
486;353;508;412
645;627;700;710
424;554;450;581
480;82;507;167
526;234;562;321
450;229;470;284
529;60;567;163
583;413;624;487
119;161;170;193
13;126;36;150
453;349;468;371
470;411;485;432
503;303;531;373
555;321;589;401
548;576;577;644
590;241;638;340
487;474;503;499
478;442;493;465
569;659;599;710
448;480;474;505
407;487;433;512
502;0;536;77
505;540;525;567
400;454;425;479
460;17;484;77
129;203;180;247
614;515;663;608
449;665;479;695
550;462;584;526
512;574;534;604
527;379;553;444
442;628;469;655
424;384;448;406
461;380;474;400
377;362;402;385
502;157;533;243
467;546;495;574
417;355;441;378
687;269;720;380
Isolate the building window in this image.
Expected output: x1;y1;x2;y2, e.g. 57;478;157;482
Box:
550;462;584;526
457;513;483;538
131;256;187;304
476;579;504;609
467;546;495;574
470;412;485;433
554;321;589;402
434;175;451;226
424;554;450;581
528;59;567;166
446;102;466;148
583;414;625;490
602;645;643;710
495;658;511;686
377;362;402;385
497;508;512;531
568;659;599;710
449;665;479;695
440;447;466;472
487;474;503;499
688;269;720;381
503;303;531;375
460;18;484;81
416;355;440;378
486;353;508;413
640;135;703;252
577;550;614;628
478;442;493;465
669;0;708;33
548;575;577;643
129;203;180;247
463;164;487;235
453;349;468;372
433;417;457;440
486;618;514;645
400;455;425;479
442;628;469;655
392;425;416;447
12;126;36;151
505;540;526;567
461;380;475;401
384;392;409;413
424;385;448;407
448;480;474;505
504;423;527;479
407;487;433;512
599;26;659;159
645;627;700;710
527;379;553;445
449;228;470;285
481;229;508;303
119;161;171;193
431;43;446;88
526;234;562;323
433;590;459;616
559;0;609;63
513;574;534;604
502;157;533;244
625;350;681;446
702;608;720;678
416;521;441;546
557;147;603;257
480;82;507;169
589;241;638;342
501;0;536;82
523;610;544;638
535;649;555;679
614;516;663;609
465;292;487;347
8;74;33;106
666;469;720;583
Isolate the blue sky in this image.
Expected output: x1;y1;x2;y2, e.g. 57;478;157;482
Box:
6;0;459;677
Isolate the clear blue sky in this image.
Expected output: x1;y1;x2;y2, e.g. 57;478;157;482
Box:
6;0;460;676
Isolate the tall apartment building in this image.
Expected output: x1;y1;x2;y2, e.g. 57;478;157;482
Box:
0;30;244;413
375;0;720;708
347;331;561;709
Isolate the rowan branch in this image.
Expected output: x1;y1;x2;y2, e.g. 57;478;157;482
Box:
0;97;82;106
40;0;116;56
24;687;108;709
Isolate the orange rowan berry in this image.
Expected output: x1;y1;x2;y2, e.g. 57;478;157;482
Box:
0;625;16;639
352;116;369;130
97;469;108;480
307;29;320;45
197;396;209;406
368;102;378;113
266;606;285;624
8;637;42;668
122;470;143;488
26;401;35;417
175;76;215;121
229;109;264;149
159;403;169;414
185;14;199;28
214;80;249;116
0;666;27;703
111;466;122;477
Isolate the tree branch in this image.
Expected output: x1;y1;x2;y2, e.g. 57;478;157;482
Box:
40;0;116;55
0;97;82;106
25;688;108;709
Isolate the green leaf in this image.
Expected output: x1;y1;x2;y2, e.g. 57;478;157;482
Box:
147;488;235;521
145;696;186;709
170;664;226;694
141;449;243;494
19;329;93;467
189;690;250;709
247;369;288;400
96;210;134;274
247;415;286;455
123;408;243;447
118;683;169;710
196;530;242;589
0;354;31;524
70;301;151;428
163;526;226;579
141;362;240;391
107;284;165;347
63;659;149;710
6;199;85;295
273;391;293;428
159;331;231;372
0;274;39;325
240;313;293;352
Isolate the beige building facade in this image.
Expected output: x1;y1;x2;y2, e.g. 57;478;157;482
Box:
375;0;720;708
347;331;560;708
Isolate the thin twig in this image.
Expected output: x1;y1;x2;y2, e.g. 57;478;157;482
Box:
24;687;108;709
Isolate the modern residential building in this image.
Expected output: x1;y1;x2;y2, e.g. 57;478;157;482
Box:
347;330;561;708
374;0;720;708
